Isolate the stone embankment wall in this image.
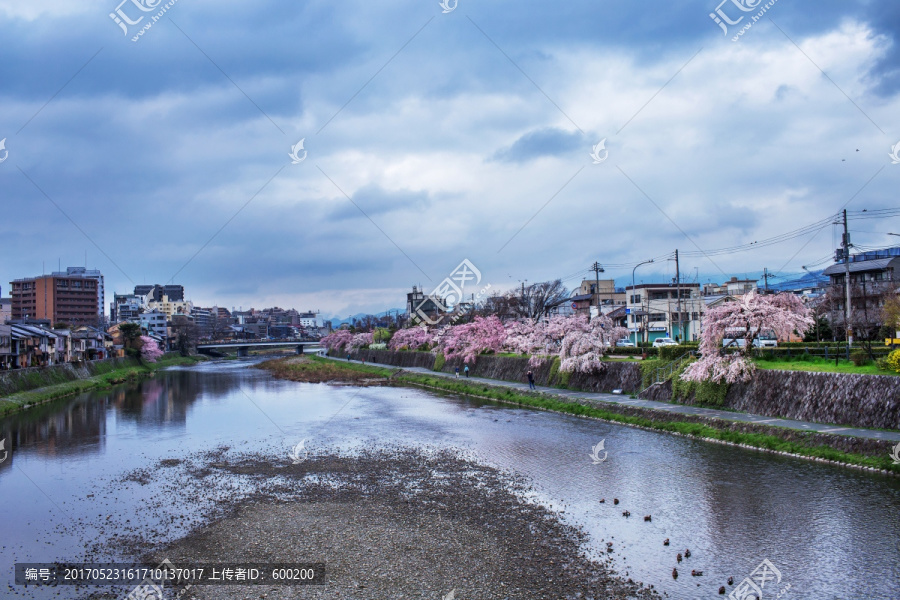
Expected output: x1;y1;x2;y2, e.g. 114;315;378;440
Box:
344;349;642;392
0;358;139;397
344;349;900;431
636;369;899;431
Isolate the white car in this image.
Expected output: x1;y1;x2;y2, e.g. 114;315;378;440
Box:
616;339;635;347
652;338;678;348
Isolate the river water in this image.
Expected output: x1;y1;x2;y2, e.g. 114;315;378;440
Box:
0;359;898;599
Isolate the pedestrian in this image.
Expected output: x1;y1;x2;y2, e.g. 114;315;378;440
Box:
347;353;351;361
455;366;460;378
464;364;469;378
527;369;535;390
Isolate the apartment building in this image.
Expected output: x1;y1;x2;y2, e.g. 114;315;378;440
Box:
10;274;101;326
625;282;702;343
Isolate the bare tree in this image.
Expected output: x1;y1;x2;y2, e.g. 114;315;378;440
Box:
171;316;200;356
520;280;569;322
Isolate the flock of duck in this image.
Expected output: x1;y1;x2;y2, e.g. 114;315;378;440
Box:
599;497;737;595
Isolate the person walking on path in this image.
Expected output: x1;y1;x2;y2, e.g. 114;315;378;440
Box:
455;366;460;378
464;364;470;378
527;370;535;390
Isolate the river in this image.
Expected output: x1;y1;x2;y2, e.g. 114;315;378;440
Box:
1;359;898;599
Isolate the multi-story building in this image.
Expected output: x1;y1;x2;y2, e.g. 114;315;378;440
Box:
0;297;11;324
54;267;105;323
191;307;215;338
134;284;185;302
823;247;900;337
111;293;145;323
576;279;627;313
702;276;759;297
297;311;318;328
10;274;101;326
147;295;193;320
625;282;702;343
139;310;169;338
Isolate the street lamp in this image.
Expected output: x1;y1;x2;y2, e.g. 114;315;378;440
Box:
631;259;654;345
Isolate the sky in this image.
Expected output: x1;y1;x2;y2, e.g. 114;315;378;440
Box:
1;0;898;320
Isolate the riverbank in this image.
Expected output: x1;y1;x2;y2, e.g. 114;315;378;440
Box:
254;355;394;384
271;357;900;475
110;448;658;600
0;354;206;418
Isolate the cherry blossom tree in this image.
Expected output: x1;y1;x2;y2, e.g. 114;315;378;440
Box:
435;315;507;363
682;291;813;384
504;315;598;367
558;315;628;374
321;329;353;352
139;336;164;363
348;332;374;350
388;327;434;351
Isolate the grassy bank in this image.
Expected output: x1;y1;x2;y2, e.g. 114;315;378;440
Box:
754;357;899;376
0;354;206;418
256;355;397;383
301;357;899;475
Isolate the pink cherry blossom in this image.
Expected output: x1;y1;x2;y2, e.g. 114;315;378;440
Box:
682;291;812;384
388;327;434;351
321;329;354;352
139;336;164;363
434;315;507;364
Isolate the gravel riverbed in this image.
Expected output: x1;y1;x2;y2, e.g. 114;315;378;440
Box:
86;447;659;600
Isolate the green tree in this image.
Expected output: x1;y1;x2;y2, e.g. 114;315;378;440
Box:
119;322;142;349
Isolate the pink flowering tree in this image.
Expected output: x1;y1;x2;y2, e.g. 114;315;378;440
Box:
504;315;597;367
682;291;812;384
139;336;164;363
435;315;507;364
348;332;374;351
388;327;434;351
558;315;628;374
321;329;353;352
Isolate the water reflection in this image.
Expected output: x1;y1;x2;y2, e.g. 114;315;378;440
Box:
0;360;898;600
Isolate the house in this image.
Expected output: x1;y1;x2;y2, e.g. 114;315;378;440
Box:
702;276;759;297
575;279;627;311
823;247;900;337
625;283;702;343
9;324;58;367
0;325;21;369
73;326;110;360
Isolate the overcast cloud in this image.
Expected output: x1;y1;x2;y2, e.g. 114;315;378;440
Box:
1;0;898;319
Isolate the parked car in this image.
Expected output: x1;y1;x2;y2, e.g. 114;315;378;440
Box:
652;337;678;347
722;329;778;348
616;339;635;347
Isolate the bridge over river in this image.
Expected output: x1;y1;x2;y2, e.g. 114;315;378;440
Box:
196;339;322;357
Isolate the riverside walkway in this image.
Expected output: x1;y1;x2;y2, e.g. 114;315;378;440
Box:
330;356;900;444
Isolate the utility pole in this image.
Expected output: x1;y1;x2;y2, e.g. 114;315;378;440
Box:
842;209;853;349
762;267;775;292
674;250;681;342
591;261;605;319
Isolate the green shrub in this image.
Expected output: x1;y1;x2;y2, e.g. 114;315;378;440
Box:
658;345;693;361
885;349;900;373
433;352;445;372
850;350;870;366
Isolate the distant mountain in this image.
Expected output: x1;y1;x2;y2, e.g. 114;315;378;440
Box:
327;308;406;328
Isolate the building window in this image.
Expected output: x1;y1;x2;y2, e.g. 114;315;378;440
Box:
649;313;666;322
630;294;641;304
